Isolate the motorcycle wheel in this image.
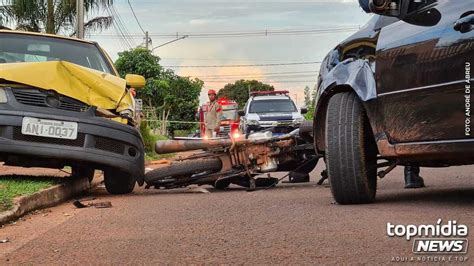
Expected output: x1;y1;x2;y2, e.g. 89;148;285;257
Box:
144;158;222;185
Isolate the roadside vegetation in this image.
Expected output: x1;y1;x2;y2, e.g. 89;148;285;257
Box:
0;0;113;35
303;85;316;120
217;80;275;109
115;48;202;137
140;123;174;161
0;176;60;212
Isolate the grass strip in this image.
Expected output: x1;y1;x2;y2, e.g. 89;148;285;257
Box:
0;176;60;212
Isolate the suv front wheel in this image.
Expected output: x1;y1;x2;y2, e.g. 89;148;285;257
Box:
325;92;378;204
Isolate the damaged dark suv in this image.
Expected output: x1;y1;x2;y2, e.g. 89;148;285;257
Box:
313;0;473;204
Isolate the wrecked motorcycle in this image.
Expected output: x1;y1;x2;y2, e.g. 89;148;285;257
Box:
144;122;321;190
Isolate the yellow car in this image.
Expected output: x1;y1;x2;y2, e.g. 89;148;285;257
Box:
0;30;146;194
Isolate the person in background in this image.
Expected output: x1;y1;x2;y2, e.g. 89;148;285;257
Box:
204;89;222;138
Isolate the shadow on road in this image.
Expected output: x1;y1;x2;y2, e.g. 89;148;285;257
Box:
86;181;473;207
376;187;474;205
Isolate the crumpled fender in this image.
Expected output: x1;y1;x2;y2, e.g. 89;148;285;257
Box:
320;58;377;101
0;61;133;112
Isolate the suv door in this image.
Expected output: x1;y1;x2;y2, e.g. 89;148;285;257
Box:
375;0;473;143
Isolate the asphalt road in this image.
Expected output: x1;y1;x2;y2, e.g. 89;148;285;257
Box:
1;163;473;264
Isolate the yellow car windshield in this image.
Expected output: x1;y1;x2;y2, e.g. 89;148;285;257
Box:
0;33;113;74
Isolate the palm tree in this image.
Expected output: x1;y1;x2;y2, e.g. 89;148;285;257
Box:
0;0;113;35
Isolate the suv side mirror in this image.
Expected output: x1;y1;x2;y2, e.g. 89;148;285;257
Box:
125;74;146;89
360;0;436;20
402;7;441;27
238;110;246;116
300;107;308;114
359;0;405;18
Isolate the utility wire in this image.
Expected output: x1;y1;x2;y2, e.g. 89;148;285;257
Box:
149;28;357;38
203;80;316;83
163;61;322;68
90;26;359;39
194;70;319;78
127;0;146;35
198;73;318;80
199;74;318;81
110;5;137;47
106;7;132;49
107;7;133;48
161;57;314;62
96;26;359;36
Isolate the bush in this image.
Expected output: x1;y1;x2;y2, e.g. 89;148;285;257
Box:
140;123;166;153
140;123;170;161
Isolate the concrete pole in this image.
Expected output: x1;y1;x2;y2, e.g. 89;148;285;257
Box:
145;31;149;50
76;0;85;39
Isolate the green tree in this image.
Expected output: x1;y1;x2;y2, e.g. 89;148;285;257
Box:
217;79;274;108
304;85;317;120
115;48;203;135
0;0;113;34
304;86;311;108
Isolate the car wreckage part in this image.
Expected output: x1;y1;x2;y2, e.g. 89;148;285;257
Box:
326;92;378;204
144;158;223;188
298;121;314;143
146;127;317;190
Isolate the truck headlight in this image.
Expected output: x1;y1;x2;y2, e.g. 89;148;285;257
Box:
0;88;8;103
294;118;305;125
247;120;259;126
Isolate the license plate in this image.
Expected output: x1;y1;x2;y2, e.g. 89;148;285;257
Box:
21;117;78;140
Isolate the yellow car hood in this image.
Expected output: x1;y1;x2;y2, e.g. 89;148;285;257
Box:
0;61;133;112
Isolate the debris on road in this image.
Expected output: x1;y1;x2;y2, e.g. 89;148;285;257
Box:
92;202;112;208
73;200;112;209
72;201;88;208
0;238;9;243
186;187;210;194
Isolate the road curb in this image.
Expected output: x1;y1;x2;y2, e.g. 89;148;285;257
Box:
0;176;93;225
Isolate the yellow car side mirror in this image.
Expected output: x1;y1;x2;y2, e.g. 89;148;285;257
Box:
125;74;146;89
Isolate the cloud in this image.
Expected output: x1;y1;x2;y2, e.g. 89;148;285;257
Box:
189;18;225;26
89;0;369;106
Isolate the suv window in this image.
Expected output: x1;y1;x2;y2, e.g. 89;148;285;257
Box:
249;99;297;113
0;33;113;74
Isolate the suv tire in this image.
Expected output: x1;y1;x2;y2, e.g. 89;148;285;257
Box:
325;92;378;204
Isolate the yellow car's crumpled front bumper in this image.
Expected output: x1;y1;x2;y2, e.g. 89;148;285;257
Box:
0;61;134;116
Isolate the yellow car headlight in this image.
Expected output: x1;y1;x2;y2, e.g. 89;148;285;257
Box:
0;88;7;103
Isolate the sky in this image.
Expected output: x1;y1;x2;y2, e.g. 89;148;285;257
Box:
86;0;371;105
